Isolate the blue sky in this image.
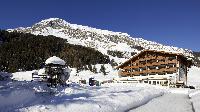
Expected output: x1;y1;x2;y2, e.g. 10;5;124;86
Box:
0;0;200;51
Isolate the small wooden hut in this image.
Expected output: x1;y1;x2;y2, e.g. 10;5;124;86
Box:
44;56;70;87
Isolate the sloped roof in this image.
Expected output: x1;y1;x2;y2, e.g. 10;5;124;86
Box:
116;50;192;69
45;56;66;65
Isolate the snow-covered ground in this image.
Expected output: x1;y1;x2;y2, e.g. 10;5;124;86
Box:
12;71;34;81
130;93;193;112
2;64;166;112
188;66;200;88
0;81;164;112
11;64;118;83
189;90;200;112
1;65;200;112
69;64;119;83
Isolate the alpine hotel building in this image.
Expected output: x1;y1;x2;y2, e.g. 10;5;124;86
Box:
117;50;192;87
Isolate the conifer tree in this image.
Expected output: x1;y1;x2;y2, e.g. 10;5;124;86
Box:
100;65;107;75
92;65;97;73
88;64;93;71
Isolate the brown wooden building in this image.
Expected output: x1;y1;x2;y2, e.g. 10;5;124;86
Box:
116;50;192;87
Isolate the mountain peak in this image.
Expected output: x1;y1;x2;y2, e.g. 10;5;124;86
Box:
40;18;63;22
32;18;130;37
32;18;68;29
39;18;68;25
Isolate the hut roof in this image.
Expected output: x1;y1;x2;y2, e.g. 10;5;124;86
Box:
45;56;66;65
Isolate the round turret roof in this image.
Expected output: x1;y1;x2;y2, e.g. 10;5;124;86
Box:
45;56;66;65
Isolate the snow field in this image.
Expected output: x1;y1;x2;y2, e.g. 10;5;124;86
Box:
2;65;200;112
0;81;38;111
20;83;164;112
0;81;164;112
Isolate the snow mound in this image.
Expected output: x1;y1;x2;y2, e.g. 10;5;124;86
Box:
38;68;45;75
12;71;34;81
45;56;66;65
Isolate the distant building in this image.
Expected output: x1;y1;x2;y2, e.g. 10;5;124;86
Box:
116;50;192;87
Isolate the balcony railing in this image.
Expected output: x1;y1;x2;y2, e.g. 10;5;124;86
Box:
123;59;177;70
121;67;177;76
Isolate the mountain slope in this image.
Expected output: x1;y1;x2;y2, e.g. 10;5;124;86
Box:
0;30;109;72
8;18;193;64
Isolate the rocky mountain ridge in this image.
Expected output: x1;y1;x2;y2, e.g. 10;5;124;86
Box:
8;18;194;64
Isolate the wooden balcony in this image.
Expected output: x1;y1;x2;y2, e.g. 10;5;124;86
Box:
166;67;177;72
145;56;157;60
120;71;130;77
138;56;167;61
123;66;131;69
121;71;129;75
167;60;177;64
126;67;177;76
127;60;177;69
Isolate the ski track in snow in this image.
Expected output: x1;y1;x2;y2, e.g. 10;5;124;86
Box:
129;93;193;112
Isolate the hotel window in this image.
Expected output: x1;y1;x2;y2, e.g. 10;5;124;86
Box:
153;81;156;85
169;56;176;61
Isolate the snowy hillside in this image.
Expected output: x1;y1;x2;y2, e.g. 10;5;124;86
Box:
8;18;193;64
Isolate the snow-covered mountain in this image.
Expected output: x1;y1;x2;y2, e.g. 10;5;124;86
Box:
8;18;193;64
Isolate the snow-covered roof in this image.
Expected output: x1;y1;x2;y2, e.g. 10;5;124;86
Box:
45;56;66;65
38;68;45;75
